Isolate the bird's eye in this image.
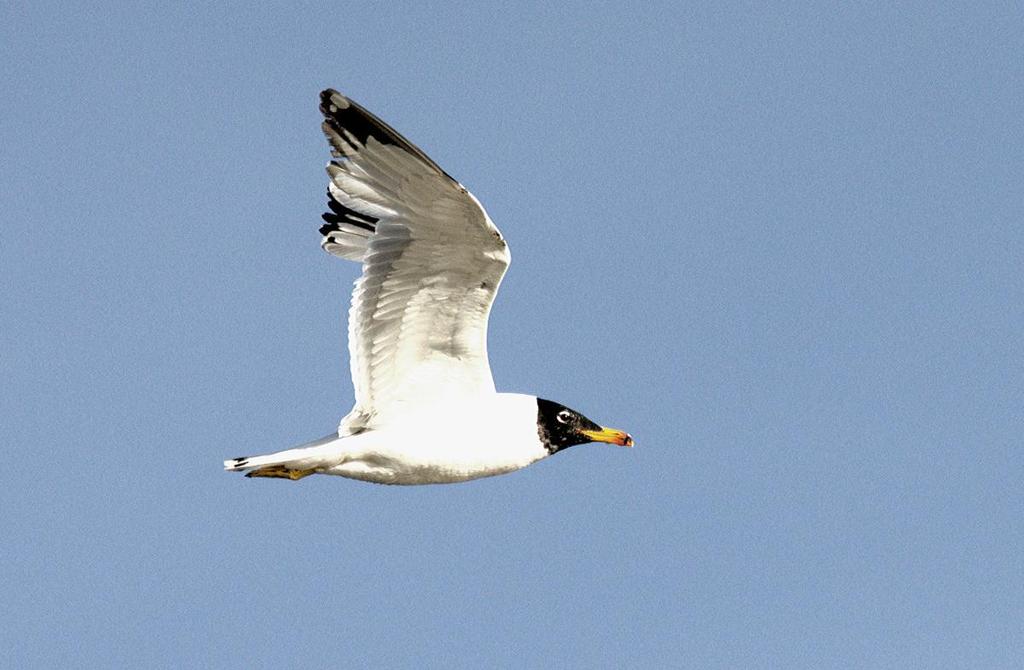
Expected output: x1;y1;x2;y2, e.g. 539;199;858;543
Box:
556;410;572;424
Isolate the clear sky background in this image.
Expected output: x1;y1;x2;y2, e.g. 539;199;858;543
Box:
2;1;1021;668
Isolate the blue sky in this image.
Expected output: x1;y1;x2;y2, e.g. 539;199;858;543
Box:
2;1;1021;667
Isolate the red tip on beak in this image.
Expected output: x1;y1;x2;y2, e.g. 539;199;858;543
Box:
580;426;634;447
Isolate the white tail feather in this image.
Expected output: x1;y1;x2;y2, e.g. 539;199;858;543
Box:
223;433;342;473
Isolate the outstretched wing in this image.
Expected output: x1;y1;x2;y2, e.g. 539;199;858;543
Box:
317;89;510;434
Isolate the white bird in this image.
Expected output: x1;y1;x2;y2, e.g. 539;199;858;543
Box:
224;89;633;485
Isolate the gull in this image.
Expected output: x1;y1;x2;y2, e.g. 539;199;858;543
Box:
224;89;633;485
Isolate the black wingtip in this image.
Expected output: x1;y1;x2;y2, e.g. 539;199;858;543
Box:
317;86;456;182
319;89;350;116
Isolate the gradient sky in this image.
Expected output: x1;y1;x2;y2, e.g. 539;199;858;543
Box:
2;2;1022;668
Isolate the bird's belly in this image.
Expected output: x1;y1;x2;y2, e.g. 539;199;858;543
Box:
392;460;523;485
322;432;545;485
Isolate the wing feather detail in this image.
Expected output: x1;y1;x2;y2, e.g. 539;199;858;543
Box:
317;89;510;434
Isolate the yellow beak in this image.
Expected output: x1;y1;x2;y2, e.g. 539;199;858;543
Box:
579;426;634;447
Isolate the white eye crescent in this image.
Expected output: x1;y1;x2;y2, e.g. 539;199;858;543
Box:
556;410;572;424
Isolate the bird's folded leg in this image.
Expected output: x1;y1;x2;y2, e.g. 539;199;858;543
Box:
245;466;316;480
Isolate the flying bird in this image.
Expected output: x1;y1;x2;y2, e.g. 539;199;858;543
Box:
224;89;633;485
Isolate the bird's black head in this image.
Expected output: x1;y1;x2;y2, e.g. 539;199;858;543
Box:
536;398;634;454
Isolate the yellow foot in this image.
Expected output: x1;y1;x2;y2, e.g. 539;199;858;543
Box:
245;466;316;480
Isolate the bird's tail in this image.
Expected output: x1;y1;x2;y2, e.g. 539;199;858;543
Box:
223;433;342;480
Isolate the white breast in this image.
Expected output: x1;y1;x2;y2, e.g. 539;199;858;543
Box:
322;393;549;484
